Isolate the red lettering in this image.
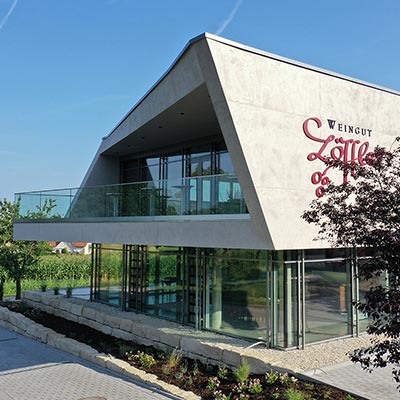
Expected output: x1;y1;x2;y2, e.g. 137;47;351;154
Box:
303;117;370;197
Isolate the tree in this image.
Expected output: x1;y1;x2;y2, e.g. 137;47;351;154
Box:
302;145;400;384
0;199;50;299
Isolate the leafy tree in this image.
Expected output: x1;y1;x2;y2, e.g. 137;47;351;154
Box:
302;145;400;384
0;199;51;299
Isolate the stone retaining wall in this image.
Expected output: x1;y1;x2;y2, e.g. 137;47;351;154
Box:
0;304;199;399
21;290;275;374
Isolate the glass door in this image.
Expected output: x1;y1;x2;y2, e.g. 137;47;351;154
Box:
303;259;352;343
189;154;213;214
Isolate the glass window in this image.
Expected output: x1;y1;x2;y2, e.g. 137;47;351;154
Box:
97;244;123;307
305;248;348;260
273;258;299;348
167;157;183;181
219;151;234;174
205;249;267;341
142;247;183;322
304;259;351;343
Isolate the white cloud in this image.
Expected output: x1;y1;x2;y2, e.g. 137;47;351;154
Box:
215;0;243;35
0;0;18;32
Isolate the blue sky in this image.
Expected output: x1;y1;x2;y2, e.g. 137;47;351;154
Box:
1;0;399;201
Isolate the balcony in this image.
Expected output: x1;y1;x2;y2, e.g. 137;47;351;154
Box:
15;174;247;221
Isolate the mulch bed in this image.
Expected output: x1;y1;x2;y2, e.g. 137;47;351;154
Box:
0;300;363;400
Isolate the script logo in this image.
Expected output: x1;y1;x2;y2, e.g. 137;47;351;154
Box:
303;117;371;197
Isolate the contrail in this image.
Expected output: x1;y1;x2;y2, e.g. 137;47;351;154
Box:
0;0;18;32
215;0;243;35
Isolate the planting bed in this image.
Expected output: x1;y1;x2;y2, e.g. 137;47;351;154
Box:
0;301;363;400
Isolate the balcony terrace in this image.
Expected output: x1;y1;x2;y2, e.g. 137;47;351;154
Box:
15;173;247;221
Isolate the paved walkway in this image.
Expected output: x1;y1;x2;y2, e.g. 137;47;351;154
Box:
302;360;400;400
0;327;178;400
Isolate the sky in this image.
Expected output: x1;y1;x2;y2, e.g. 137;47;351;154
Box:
1;0;400;201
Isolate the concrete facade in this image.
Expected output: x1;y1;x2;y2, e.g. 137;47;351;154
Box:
12;34;400;349
14;33;400;250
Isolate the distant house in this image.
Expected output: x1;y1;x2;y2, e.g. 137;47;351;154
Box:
49;242;91;255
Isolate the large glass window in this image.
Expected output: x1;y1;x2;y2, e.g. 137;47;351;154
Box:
304;259;351;343
142;247;184;322
204;249;268;341
91;244;375;348
96;244;123;307
357;255;387;333
273;251;299;348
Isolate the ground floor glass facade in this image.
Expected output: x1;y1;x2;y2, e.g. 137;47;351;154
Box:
91;244;373;348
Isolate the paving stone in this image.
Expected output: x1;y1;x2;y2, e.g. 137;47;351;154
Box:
104;314;122;329
59;309;79;322
123;364;145;381
40;294;51;306
158;330;181;348
131;322;146;337
55;337;83;356
0;306;8;320
71;303;83;316
222;349;241;367
22;290;35;301
242;355;271;375
79;345;100;361
144;326;160;342
8;312;29;331
92;353;111;368
95;311;106;324
106;358;128;374
302;361;400;400
59;300;72;312
26;323;49;343
111;328;133;341
49;296;61;308
43;305;55;314
137;337;154;347
100;324;113;335
0;326;175;400
120;318;133;332
82;306;97;320
47;332;66;347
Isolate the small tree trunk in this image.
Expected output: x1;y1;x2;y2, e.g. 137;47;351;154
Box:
0;280;3;301
15;279;21;300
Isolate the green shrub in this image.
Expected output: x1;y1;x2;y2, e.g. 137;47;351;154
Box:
206;376;220;391
127;351;156;368
166;349;182;369
66;286;73;298
265;370;280;385
217;365;229;380
234;360;250;383
284;388;306;400
248;378;263;394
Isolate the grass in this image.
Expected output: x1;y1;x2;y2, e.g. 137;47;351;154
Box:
3;278;90;297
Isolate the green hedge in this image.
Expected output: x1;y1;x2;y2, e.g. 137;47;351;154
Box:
27;254;91;281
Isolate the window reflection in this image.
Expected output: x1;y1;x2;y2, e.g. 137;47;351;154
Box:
205;250;267;341
304;260;351;343
97;244;123;307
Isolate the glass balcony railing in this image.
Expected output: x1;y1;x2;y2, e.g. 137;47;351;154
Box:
15;174;247;220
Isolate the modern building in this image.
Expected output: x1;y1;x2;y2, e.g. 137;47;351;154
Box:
14;33;400;349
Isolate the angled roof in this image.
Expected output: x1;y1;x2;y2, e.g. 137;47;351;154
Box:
26;34;400;250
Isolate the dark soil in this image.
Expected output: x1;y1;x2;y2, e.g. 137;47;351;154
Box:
0;301;364;400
